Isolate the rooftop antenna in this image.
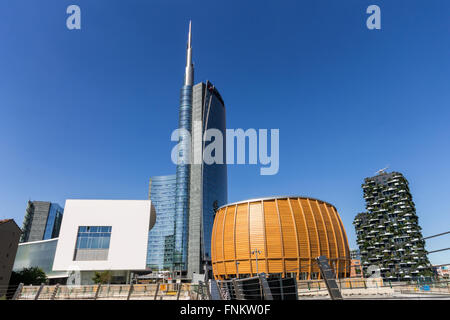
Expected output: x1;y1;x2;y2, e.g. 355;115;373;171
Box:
184;20;194;86
375;165;390;175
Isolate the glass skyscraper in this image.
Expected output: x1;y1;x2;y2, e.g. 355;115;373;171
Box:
173;21;194;271
20;201;64;243
147;22;227;277
43;203;64;240
188;81;227;278
147;175;177;270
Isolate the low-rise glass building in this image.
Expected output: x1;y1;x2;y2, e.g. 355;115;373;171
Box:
13;238;68;282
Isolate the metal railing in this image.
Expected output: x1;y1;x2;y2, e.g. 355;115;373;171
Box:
5;282;211;300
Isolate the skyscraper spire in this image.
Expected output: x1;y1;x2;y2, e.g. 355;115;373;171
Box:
174;20;194;270
184;20;194;86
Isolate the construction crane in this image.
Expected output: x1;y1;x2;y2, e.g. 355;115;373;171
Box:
375;165;390;175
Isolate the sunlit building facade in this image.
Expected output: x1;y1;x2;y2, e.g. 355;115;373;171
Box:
53;199;156;285
147;175;177;270
20;201;63;243
148;23;227;278
353;171;432;280
187;81;227;278
13;238;68;281
211;196;350;280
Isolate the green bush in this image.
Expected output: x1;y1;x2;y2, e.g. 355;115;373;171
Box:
9;267;47;286
92;270;112;284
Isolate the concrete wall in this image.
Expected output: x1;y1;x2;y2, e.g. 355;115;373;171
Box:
0;220;21;296
27;201;51;242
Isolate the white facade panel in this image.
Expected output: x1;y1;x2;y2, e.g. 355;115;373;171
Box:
53;199;156;272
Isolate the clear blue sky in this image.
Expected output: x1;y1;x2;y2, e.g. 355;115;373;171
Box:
1;0;449;265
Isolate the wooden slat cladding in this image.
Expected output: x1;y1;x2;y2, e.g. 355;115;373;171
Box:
212;207;225;277
300;198;320;259
235;204;250;274
223;205;236;262
277;199;297;259
211;197;351;280
264;201;282;259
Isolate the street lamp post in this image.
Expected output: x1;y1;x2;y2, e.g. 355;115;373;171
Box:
251;249;263;299
251;249;262;275
236;261;240;279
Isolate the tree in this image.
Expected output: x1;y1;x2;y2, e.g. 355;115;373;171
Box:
9;267;47;286
92;270;112;284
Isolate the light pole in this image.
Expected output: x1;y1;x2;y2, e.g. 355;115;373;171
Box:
236;261;240;279
251;249;262;275
251;249;263;299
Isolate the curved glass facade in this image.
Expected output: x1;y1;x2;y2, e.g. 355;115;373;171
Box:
187;82;227;277
13;238;67;278
147;26;227;276
174;84;193;270
43;203;64;240
201;83;228;260
147;175;177;270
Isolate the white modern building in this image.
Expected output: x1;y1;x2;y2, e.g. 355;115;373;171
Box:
52;199;156;285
